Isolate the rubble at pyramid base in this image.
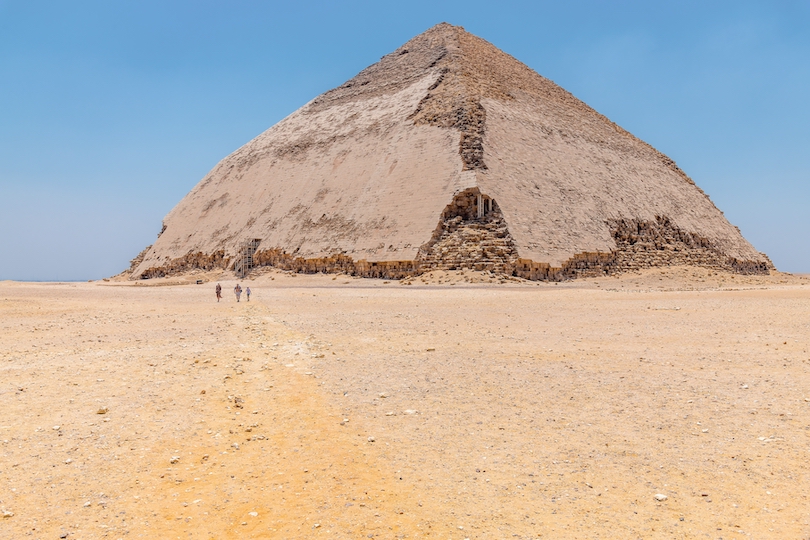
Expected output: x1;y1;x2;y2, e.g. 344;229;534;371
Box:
135;212;771;281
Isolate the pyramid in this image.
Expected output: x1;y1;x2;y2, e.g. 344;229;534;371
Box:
131;23;771;280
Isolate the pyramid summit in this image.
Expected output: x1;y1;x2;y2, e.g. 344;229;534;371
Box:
131;23;771;280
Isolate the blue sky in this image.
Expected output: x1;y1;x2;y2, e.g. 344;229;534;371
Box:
1;0;808;280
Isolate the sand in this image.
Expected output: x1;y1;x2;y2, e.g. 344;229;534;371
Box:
1;267;809;538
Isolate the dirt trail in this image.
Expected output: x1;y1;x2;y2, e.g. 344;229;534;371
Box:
0;283;433;539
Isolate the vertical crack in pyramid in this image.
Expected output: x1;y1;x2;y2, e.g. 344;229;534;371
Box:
416;189;518;272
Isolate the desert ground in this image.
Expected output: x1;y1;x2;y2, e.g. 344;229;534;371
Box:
1;267;809;539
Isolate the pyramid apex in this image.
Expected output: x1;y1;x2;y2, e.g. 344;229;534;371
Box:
425;21;460;31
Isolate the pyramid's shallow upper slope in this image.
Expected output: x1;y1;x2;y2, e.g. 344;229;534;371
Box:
132;23;768;279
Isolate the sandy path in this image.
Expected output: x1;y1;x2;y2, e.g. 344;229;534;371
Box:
1;269;809;538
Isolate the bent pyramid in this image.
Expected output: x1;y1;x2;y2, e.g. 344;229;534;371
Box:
132;23;771;280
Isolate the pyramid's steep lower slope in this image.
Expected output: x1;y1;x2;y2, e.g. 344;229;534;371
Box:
133;23;770;280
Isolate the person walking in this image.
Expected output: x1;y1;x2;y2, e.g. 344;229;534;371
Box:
234;284;242;302
215;283;222;302
246;287;251;301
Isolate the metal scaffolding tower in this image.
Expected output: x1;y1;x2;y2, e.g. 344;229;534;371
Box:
234;238;261;278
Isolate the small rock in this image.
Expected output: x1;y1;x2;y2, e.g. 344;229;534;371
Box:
701;429;709;433
2;510;13;518
367;436;375;443
654;494;668;501
83;501;91;507
96;407;109;415
379;393;388;398
313;523;321;528
385;412;395;416
53;425;61;430
248;511;258;517
170;456;180;464
741;384;748;389
403;409;418;415
232;443;240;450
65;458;73;464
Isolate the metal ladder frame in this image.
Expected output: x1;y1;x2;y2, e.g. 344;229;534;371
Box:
235;238;261;278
